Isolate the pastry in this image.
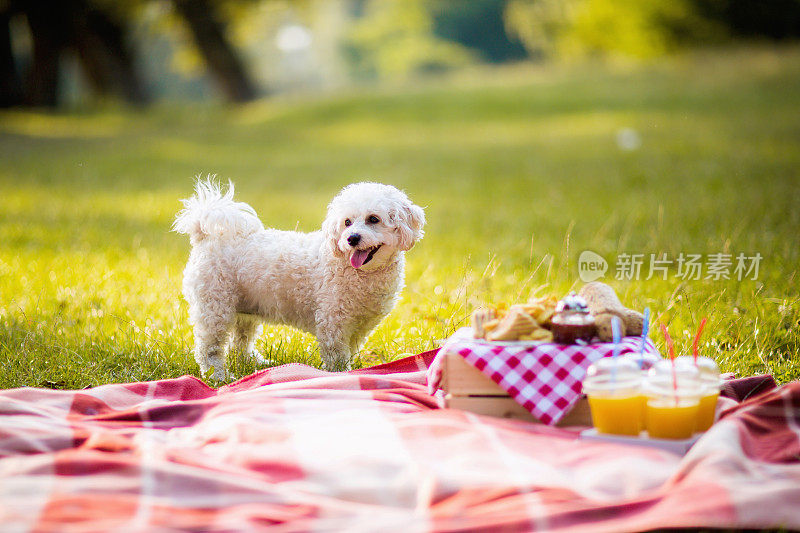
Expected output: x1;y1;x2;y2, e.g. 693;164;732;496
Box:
472;308;497;339
487;307;538;341
578;282;644;342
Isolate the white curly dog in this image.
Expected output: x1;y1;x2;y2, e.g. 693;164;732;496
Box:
173;178;425;379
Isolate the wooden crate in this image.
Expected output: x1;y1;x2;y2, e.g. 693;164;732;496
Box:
441;350;591;427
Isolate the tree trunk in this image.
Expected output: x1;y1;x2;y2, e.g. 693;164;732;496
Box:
23;1;69;107
173;0;257;103
69;2;149;105
0;9;23;107
19;0;148;107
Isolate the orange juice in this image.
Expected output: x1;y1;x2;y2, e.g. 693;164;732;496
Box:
587;395;644;436
646;399;699;439
671;356;722;432
644;361;703;439
636;393;647;428
696;392;719;431
582;357;644;436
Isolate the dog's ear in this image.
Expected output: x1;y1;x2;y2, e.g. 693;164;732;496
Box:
322;215;345;257
393;201;426;251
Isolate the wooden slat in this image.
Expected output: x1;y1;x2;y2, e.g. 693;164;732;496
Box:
442;350;507;395
444;395;592;427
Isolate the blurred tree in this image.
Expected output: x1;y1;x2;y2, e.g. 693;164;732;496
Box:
428;0;527;63
693;0;800;39
506;0;721;60
172;0;257;102
0;6;23;107
0;0;258;107
504;0;571;59
1;0;148;107
345;0;474;80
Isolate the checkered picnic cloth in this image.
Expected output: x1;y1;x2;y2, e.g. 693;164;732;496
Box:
428;327;661;425
1;355;799;532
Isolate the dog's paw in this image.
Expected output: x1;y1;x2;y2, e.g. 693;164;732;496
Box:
203;365;230;382
321;360;353;372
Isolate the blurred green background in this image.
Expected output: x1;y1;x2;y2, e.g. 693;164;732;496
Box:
1;0;799;388
4;0;800;106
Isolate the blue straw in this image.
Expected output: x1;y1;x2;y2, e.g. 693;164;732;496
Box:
611;316;622;384
639;307;651;367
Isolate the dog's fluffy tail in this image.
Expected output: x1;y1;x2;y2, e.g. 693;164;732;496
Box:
172;177;263;244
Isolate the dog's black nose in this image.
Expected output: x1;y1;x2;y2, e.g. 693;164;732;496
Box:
347;234;361;247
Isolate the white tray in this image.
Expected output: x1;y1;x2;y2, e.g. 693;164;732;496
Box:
579;428;702;455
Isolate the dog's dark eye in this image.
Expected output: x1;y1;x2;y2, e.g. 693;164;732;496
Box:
367;215;380;224
344;219;352;227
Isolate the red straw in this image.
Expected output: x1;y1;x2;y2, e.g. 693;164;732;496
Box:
661;324;678;405
693;317;707;364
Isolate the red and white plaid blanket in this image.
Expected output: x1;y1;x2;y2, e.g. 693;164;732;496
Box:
1;352;798;532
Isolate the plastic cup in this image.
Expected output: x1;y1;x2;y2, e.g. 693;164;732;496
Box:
644;362;703;439
673;356;722;431
583;358;645;436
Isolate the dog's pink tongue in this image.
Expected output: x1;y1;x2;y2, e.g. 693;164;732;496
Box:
350;249;369;269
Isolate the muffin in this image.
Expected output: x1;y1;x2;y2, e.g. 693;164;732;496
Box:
551;293;596;344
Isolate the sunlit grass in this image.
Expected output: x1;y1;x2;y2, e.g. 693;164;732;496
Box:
1;45;798;388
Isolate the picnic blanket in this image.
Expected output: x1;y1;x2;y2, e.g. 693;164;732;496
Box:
1;352;799;532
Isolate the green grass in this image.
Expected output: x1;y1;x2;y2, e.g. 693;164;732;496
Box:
1;45;798;389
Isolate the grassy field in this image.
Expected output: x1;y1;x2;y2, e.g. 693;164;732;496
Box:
1;46;798;389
